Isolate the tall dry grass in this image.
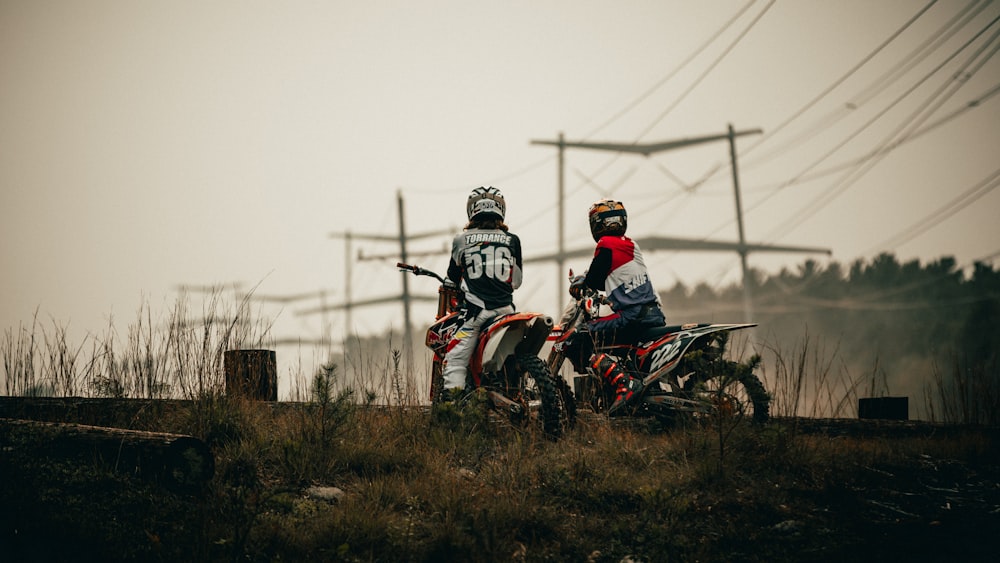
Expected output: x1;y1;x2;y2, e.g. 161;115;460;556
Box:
924;355;1000;425
758;328;897;419
2;290;276;400
756;327;1000;424
5;290;998;428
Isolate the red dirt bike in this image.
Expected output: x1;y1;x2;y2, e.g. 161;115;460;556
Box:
397;262;574;438
546;274;769;425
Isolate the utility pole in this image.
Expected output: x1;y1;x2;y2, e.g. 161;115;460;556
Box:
727;123;753;324
531;125;831;323
557;131;566;304
325;190;452;353
249;290;336;348
328;229;398;339
344;232;352;335
396;190;412;356
175;283;336;346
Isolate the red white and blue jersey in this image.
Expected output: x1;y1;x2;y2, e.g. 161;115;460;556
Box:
583;235;660;313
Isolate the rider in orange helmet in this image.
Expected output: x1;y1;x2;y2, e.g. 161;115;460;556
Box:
568;199;666;413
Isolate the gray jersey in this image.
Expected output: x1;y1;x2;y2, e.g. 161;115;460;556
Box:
447;228;523;310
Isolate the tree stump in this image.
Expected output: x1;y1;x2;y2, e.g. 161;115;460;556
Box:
859;396;909;420
224;349;277;401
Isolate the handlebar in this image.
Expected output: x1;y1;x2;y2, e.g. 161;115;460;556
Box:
397;262;447;284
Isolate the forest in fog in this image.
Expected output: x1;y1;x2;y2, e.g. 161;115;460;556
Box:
662;253;1000;420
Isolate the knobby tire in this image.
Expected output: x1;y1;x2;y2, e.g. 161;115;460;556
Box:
686;360;770;424
516;353;564;439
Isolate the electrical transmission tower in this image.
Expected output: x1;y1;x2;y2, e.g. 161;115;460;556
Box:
300;189;453;357
531;124;832;322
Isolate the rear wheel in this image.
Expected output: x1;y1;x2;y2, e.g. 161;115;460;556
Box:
678;333;769;424
685;358;770;424
507;353;565;439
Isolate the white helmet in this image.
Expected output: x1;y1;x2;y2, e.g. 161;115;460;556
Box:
466;186;506;222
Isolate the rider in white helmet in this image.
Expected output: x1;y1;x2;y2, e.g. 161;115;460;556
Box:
441;186;523;400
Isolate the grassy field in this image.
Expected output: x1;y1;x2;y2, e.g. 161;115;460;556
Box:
2;391;999;563
2;297;999;562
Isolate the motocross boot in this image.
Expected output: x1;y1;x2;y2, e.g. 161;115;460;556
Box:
590;353;642;415
440;386;468;404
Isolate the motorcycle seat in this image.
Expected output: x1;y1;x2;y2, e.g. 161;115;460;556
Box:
636;324;687;341
638;325;672;339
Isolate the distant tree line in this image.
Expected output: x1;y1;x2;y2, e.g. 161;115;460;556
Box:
662;252;1000;408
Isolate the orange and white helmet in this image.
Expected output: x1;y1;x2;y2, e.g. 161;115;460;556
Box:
467;186;506;222
588;199;627;242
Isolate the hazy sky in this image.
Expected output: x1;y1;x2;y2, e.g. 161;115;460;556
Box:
3;0;999;374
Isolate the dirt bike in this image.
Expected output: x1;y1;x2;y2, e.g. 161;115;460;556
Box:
546;274;770;425
397;262;574;438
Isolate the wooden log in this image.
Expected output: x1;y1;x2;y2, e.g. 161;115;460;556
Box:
0;396;191;427
0;418;214;492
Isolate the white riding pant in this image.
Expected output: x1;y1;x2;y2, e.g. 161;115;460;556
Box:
441;305;515;390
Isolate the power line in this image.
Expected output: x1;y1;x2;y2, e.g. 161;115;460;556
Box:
541;0;778;255
740;75;999;205
319;191;454;354
628;1;990;243
405;155;556;196
636;0;776;142
581;0;759;139
762;14;1000;242
571;165;638;199
424;2;770;229
686;0;943;189
849;0;988;108
742;79;1000;194
405;3;766;205
633;73;997;229
665;137;1000;295
740;0;981;171
532;0;773;232
662;79;1000;283
975;247;1000;264
865;167;1000;254
554;4;998;307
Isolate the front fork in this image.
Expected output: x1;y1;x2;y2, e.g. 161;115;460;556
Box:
430;356;444;404
546;348;565;378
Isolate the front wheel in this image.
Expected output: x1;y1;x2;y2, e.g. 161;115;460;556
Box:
545;349;578;429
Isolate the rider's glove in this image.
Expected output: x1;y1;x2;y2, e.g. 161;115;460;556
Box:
569;275;587;299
